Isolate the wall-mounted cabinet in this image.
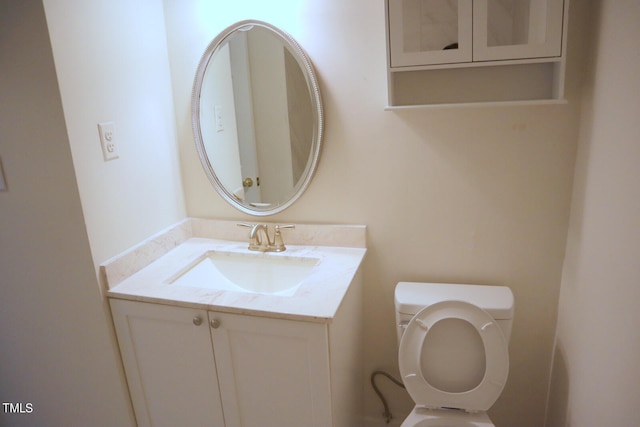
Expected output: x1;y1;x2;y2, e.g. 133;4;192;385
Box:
385;0;569;107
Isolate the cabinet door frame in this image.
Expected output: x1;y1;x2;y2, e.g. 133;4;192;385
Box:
387;0;473;67
209;311;332;427
110;299;225;427
472;0;565;61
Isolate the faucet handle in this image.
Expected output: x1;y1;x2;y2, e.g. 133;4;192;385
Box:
273;225;295;252
275;224;295;231
237;222;254;228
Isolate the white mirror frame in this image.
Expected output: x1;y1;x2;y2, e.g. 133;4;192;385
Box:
191;20;324;216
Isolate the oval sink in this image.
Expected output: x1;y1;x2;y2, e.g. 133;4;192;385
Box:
168;251;319;296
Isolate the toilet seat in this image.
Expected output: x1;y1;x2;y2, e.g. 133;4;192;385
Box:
399;300;509;413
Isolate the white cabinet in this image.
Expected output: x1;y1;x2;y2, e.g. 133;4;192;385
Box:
385;0;568;107
111;292;363;427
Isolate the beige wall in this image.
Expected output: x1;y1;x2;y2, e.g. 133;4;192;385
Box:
0;1;133;425
546;1;640;426
42;0;186;268
164;1;584;425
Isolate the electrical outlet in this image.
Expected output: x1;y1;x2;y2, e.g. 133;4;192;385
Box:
215;105;224;132
98;121;119;161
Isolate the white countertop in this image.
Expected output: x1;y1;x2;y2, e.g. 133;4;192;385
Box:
102;219;367;323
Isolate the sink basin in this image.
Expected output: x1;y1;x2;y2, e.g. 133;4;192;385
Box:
168;251;319;296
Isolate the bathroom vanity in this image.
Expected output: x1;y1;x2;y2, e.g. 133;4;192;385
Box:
103;218;366;427
104;18;364;426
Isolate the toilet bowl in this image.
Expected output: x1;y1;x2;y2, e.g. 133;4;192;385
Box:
395;282;514;427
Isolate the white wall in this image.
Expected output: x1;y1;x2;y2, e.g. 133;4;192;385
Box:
42;0;186;269
546;1;640;426
1;0;189;425
163;1;584;425
0;1;133;425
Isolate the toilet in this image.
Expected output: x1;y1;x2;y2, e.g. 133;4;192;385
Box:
395;282;514;427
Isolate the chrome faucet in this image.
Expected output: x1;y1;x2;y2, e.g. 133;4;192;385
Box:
238;223;295;252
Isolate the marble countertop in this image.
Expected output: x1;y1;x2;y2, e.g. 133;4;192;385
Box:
102;219;367;323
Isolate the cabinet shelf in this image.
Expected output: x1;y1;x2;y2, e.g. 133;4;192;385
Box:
385;98;567;111
388;61;566;107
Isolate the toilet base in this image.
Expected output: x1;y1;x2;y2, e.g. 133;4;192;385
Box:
400;407;494;427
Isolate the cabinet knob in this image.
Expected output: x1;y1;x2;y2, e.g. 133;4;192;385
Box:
192;316;203;326
210;319;221;329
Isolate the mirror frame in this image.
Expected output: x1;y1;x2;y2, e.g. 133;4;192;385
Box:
191;20;324;216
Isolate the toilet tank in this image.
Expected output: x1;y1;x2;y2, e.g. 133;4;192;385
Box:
394;282;514;346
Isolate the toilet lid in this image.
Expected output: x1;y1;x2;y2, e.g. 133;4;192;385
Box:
399;300;509;413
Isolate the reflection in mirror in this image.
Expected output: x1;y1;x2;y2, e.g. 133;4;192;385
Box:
403;0;460;52
487;0;547;47
192;21;323;216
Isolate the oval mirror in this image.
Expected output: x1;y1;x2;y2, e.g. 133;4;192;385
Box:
192;20;323;216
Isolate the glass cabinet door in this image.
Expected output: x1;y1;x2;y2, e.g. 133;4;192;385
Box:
473;0;564;61
388;0;472;67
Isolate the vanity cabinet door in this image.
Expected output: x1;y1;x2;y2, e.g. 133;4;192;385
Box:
208;311;333;427
473;0;564;61
388;0;473;67
111;300;225;427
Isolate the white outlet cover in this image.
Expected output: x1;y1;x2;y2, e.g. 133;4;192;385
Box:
98;121;119;161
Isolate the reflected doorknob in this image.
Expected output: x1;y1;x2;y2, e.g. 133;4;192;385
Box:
243;177;253;188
